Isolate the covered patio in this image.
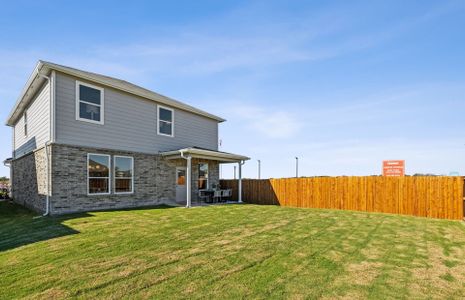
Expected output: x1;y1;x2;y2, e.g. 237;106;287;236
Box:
160;147;250;207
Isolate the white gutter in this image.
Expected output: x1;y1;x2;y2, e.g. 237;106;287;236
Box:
50;71;56;142
37;72;54;216
161;148;250;162
3;159;12;198
42;141;51;216
6;62;42;126
180;150;192;208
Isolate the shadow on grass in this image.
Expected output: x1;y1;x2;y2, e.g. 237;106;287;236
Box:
0;201;178;252
0;201;89;252
80;204;176;214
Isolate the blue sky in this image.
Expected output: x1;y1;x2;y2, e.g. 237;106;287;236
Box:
1;0;465;178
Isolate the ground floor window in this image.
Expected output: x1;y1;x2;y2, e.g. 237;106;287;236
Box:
87;154;110;194
198;163;209;189
114;156;134;194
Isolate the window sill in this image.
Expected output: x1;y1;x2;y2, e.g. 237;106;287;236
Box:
157;132;174;137
77;117;104;125
87;192;111;196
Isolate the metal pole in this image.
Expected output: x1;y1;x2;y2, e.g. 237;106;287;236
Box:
258;159;261;179
186;156;192;208
219;138;222;179
238;161;243;203
233;166;236;180
295;157;299;178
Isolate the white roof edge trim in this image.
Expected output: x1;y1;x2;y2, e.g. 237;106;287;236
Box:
6;61;44;126
161;148;250;161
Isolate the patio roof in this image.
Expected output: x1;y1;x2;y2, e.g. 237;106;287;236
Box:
161;147;249;208
160;147;250;163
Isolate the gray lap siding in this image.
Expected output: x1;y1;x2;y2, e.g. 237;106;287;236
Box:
13;80;50;158
55;72;219;154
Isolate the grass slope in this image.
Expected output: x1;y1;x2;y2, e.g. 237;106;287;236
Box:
1;201;465;299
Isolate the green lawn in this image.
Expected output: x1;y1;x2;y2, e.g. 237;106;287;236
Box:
1;202;465;299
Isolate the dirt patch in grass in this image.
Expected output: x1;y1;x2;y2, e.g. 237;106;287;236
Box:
262;219;290;231
410;244;465;297
213;239;232;246
34;288;70;299
321;290;365;300
345;261;383;286
360;246;384;260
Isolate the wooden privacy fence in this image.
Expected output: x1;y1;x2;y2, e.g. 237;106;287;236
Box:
220;176;464;220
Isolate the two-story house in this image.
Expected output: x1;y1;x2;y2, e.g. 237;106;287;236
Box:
5;61;249;215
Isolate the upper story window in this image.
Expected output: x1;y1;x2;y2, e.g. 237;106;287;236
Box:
76;81;104;125
23;110;28;137
157;105;174;137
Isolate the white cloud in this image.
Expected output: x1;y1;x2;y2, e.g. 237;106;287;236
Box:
74;2;461;78
228;104;303;139
251;111;302;139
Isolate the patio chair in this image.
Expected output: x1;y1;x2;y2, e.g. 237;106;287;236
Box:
221;189;232;202
198;190;213;203
213;190;222;203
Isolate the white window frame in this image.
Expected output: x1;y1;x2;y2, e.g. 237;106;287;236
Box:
76;81;105;125
114;155;134;194
87;153;111;195
157;105;174;137
23;110;28;137
198;163;209;189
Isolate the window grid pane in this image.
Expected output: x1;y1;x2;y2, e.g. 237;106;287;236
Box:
115;157;133;178
79;85;101;105
115;179;132;193
88;155;110;177
80;102;101;122
89;178;109;194
159;120;172;135
159;108;172;122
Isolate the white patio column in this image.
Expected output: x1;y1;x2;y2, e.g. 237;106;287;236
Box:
238;161;243;203
186;155;192;208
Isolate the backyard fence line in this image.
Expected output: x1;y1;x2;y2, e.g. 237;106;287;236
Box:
220;176;464;220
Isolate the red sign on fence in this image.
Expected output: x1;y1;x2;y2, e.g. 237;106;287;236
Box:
383;160;405;176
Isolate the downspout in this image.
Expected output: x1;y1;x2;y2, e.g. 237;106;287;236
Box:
180;150;192;208
37;71;54;216
11;126;15;198
3;159;12;198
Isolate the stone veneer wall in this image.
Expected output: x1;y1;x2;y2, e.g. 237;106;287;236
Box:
51;144;169;214
10;143;222;215
11;146;49;213
49;144;220;214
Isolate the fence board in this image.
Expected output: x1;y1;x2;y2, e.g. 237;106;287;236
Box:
220;176;464;220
